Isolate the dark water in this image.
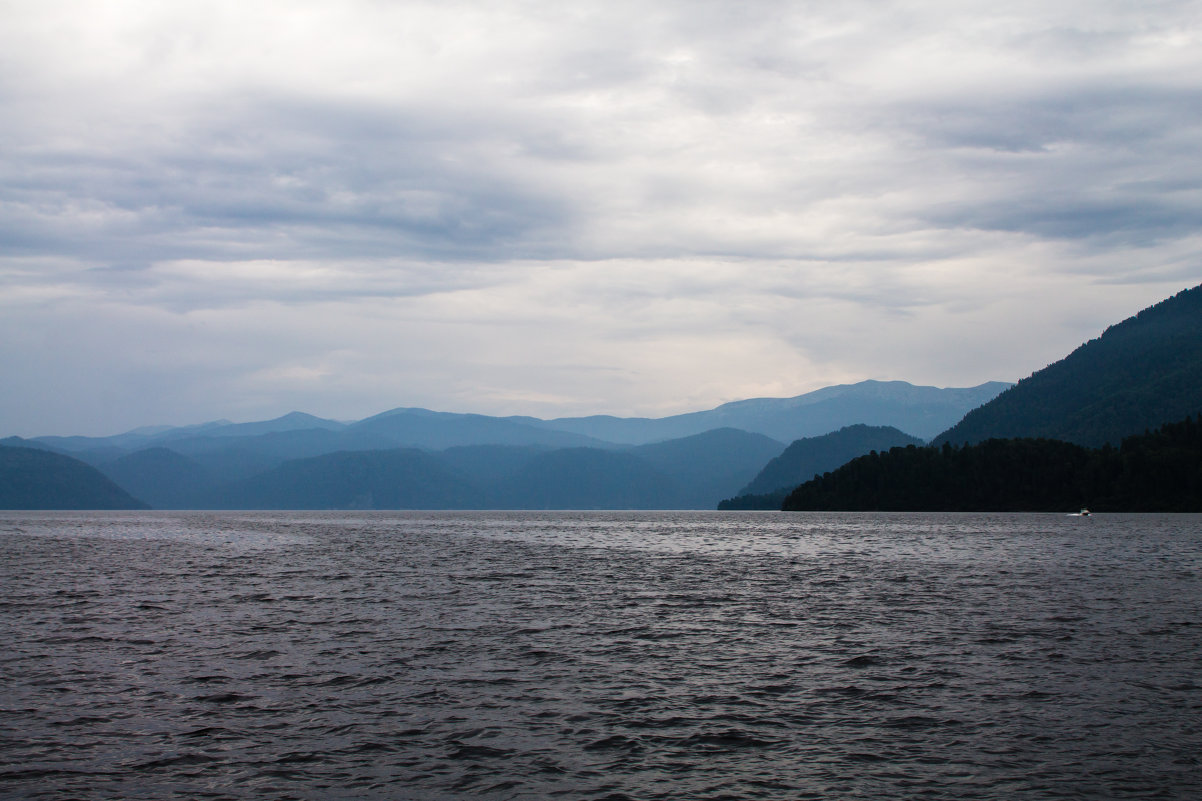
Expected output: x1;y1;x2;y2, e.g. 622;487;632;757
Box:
1;511;1199;800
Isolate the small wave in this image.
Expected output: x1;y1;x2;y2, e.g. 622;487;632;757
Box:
231;649;281;660
131;753;221;770
583;734;643;752
446;743;515;760
192;692;255;704
679;729;777;748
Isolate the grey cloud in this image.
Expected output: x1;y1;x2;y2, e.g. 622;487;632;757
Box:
860;83;1202;246
896;85;1202;154
2;90;581;268
931;195;1200;246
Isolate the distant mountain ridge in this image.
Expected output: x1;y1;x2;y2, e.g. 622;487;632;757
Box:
2;379;1009;511
534;380;1009;443
935;284;1202;447
9;379;1009;464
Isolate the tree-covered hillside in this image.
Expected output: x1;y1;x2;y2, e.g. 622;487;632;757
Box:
935;284;1202;447
782;415;1202;512
720;425;924;509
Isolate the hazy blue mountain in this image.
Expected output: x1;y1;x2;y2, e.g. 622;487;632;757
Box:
164;411;346;440
205;449;482;510
348;408;608;450
935;284;1202;447
1;436;57;452
497;448;682;509
2;436;131;467
136;426;454;485
99;447;214;509
18;413;344;460
437;445;549;491
198;428;782;511
537;380;1010;444
436;431;782;509
0;445;148;509
630;428;785;508
32;420;232;454
17;379;1008;463
167;427;381;462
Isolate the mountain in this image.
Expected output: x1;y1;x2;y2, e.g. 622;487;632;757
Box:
14;380;1007;464
98;447;215;509
935;284;1202;447
205;448;482;510
538;380;1010;443
719;424;925;509
0;445;148;510
436;444;551;491
347;408;607;450
6;379;1008;510
1;435;129;468
169;411;346;439
630;428;785;508
497;448;682;510
183;427;784;511
781;415;1202;512
440;429;784;510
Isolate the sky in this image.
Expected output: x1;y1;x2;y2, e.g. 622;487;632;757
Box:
2;0;1200;437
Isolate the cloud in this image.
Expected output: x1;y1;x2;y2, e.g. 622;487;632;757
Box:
1;0;1199;434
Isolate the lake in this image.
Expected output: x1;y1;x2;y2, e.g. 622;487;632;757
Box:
1;510;1199;799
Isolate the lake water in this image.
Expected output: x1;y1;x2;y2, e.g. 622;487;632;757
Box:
1;510;1199;800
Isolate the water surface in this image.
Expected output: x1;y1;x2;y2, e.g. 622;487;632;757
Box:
1;511;1199;799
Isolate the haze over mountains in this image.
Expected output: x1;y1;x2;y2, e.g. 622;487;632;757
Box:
2;380;1004;510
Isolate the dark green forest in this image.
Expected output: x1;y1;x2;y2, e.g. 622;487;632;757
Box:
935;284;1202;447
782;415;1202;512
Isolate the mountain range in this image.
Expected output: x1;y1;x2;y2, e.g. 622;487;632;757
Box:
2;380;1005;510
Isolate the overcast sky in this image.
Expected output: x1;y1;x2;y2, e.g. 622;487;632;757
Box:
2;0;1199;436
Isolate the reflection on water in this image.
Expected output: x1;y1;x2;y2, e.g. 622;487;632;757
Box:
1;511;1200;800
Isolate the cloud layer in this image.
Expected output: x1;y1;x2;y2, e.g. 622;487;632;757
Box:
2;0;1200;434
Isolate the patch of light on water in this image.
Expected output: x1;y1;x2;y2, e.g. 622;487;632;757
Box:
0;511;313;549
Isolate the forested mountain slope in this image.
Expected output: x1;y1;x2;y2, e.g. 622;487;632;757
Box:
935;284;1202;447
